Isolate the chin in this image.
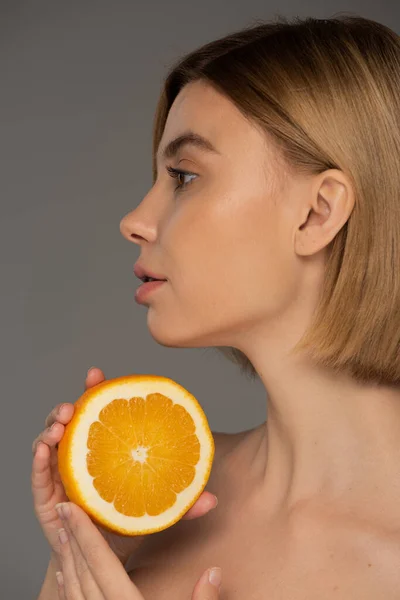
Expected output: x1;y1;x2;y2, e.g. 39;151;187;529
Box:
146;312;217;349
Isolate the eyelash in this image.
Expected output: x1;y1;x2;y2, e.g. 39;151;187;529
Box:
166;166;197;192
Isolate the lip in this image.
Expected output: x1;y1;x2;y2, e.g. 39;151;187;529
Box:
134;263;167;282
135;279;166;303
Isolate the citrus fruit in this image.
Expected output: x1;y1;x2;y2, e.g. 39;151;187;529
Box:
58;374;215;536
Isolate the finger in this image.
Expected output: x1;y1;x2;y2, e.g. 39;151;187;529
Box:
42;366;104;434
34;367;105;457
57;527;85;600
191;567;222;600
56;571;66;600
32;420;66;456
40;366;104;444
31;441;57;508
182;492;218;519
45;403;74;429
59;503;143;600
61;520;105;600
85;367;105;390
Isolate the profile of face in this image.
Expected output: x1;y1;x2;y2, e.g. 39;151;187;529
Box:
120;79;334;354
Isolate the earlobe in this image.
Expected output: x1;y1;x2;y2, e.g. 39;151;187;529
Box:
295;170;354;257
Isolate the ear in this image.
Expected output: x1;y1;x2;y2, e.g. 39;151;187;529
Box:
294;169;355;257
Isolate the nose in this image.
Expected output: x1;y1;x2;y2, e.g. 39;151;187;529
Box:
119;178;165;246
119;209;157;247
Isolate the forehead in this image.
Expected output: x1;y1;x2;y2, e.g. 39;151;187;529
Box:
167;80;235;125
158;80;267;163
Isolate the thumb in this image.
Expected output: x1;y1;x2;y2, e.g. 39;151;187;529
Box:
191;567;222;599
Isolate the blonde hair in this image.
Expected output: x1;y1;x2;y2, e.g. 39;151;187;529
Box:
151;13;400;386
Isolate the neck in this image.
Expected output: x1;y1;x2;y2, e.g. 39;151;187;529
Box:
235;354;400;526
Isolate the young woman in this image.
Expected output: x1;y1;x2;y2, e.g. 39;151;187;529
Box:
33;14;400;599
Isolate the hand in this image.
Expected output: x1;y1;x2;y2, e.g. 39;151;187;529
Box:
31;367;219;570
55;501;222;599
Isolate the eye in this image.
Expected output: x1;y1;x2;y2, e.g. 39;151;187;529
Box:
166;166;197;192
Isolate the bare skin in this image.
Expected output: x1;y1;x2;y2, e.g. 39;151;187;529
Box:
118;79;400;597
127;426;400;599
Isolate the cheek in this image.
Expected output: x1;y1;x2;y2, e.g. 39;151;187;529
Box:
146;230;297;349
210;198;297;316
159;185;295;321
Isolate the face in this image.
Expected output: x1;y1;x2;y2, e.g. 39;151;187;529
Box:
120;79;308;350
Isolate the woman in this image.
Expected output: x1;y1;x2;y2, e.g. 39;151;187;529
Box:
33;13;400;599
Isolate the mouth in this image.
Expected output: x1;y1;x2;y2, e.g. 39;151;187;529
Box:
141;276;167;283
134;263;167;283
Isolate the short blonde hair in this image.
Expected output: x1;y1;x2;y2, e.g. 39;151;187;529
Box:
151;14;400;386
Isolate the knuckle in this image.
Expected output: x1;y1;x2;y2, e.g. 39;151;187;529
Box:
32;435;43;454
85;544;101;568
45;406;58;428
75;557;90;577
67;510;76;528
57;540;67;559
68;577;81;593
66;516;78;537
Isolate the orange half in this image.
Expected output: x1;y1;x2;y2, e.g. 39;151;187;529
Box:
58;374;215;536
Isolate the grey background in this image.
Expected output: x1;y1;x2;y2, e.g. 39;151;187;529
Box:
1;1;398;597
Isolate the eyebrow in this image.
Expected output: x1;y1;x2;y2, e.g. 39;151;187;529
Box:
157;131;220;165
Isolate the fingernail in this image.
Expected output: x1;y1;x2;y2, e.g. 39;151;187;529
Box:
209;567;222;589
55;502;70;520
55;571;64;587
87;366;96;376
212;495;218;508
57;528;68;544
